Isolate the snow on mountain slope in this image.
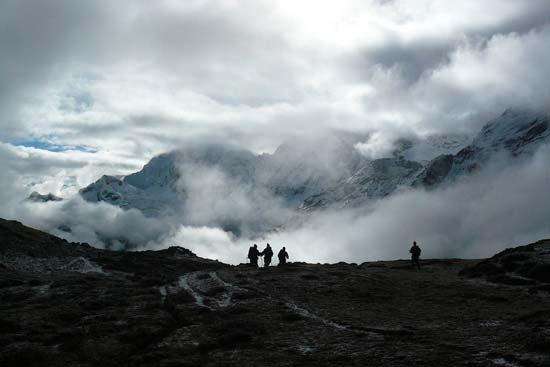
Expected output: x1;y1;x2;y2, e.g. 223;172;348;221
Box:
79;145;260;217
397;134;471;163
124;152;180;190
79;175;180;216
415;109;549;187
473;109;549;153
80;136;363;215
253;135;363;206
79;109;549;220
301;158;423;209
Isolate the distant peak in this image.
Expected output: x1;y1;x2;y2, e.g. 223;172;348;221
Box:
26;191;63;203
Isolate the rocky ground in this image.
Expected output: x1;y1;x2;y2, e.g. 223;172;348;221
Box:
1;218;549;366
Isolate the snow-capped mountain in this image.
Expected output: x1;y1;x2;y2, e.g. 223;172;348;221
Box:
414;109;549;187
300;158;423;209
80;146;257;216
397;134;470;163
254;135;363;205
79;109;549;227
79;136;363;217
79;175;179;216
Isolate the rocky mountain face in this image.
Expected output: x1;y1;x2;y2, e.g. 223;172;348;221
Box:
300;158;423;209
414;109;549;187
79;136;366;217
79;109;549;220
79;174;180;217
1;219;550;366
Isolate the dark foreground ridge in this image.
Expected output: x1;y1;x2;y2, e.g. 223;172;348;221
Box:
1;218;549;366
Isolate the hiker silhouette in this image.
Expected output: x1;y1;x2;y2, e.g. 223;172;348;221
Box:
278;246;289;266
409;241;421;269
248;244;260;267
260;243;273;267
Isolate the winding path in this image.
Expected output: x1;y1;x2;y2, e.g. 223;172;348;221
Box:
172;270;400;339
176;271;247;309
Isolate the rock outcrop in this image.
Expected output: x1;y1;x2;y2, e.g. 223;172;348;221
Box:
459;239;550;286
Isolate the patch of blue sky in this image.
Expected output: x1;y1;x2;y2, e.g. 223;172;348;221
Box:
7;137;97;153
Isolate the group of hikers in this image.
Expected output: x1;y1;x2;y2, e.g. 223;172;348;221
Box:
247;243;288;267
247;241;422;269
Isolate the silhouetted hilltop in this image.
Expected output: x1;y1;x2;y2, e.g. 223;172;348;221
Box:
0;218;222;283
460;239;550;286
1;219;549;366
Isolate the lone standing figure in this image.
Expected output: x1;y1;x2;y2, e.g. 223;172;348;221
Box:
409;241;421;269
278;246;289;266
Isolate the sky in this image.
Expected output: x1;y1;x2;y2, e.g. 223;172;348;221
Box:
1;1;549;262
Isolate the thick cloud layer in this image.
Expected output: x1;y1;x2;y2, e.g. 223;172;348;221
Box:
0;1;549;262
155;145;550;264
8;144;547;265
175;161;295;237
2;1;550;154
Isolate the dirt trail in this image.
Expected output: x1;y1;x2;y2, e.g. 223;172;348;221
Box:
179;270;371;335
177;271;247;309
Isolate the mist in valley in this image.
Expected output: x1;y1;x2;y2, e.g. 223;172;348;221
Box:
2;138;547;265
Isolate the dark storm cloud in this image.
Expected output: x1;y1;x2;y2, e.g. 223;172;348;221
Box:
0;0;548;164
2;1;550;145
479;1;550;37
355;0;550;85
358;39;453;84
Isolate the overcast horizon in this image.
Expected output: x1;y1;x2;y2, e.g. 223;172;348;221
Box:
1;1;549;263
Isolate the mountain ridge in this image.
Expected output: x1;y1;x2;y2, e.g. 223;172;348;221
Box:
414;109;549;187
75;110;550;233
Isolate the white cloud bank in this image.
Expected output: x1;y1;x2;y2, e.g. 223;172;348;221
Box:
138;145;549;264
263;146;550;264
1;144;548;265
2;0;550;157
